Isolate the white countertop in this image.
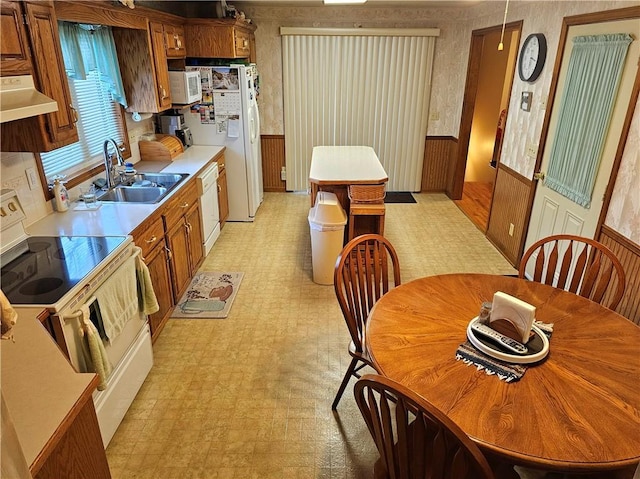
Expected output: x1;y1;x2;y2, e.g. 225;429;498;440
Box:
309;146;388;184
2;315;97;470
26;145;225;237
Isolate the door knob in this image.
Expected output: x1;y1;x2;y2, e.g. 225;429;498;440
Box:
533;171;546;181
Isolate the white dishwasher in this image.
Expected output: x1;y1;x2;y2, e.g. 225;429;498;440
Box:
197;162;221;256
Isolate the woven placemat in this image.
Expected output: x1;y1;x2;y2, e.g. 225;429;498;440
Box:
455;321;553;382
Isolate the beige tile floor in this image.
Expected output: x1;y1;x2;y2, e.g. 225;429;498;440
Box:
106;192;519;479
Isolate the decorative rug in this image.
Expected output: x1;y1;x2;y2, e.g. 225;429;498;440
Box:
173;272;244;319
384;192;417;203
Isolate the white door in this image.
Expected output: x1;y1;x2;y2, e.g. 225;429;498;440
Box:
525;18;640;274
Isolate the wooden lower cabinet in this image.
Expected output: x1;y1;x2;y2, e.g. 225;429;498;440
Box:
132;177;205;341
166;215;193;301
186;202;204;270
218;165;229;228
145;238;173;342
132;215;173;341
34;397;110;479
163;179;204;302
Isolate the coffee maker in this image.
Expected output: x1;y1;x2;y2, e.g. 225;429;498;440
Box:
160;113;184;136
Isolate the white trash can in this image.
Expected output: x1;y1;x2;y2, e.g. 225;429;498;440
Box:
308;191;347;285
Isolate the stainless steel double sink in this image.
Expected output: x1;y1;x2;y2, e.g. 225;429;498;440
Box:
97;173;189;204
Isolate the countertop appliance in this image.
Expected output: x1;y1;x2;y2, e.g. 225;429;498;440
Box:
168;70;202;104
0;190;153;447
160;113;184;136
184;64;263;222
175;127;193;148
196;162;220;256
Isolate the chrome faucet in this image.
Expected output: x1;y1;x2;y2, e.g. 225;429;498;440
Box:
103;138;124;188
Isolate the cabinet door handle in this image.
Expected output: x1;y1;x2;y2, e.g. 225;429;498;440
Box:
180;202;189;209
70;106;78;123
164;246;172;260
145;235;157;244
217;184;221;192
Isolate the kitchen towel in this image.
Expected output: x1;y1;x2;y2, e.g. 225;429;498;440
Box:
80;304;112;390
134;246;159;316
0;290;18;341
94;254;139;342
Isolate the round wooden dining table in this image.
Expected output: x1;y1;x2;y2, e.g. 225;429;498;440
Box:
365;273;640;474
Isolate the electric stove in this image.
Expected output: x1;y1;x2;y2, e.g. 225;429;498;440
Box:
1;235;129;306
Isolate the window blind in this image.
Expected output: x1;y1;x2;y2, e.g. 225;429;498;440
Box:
41;25;126;182
281;28;439;192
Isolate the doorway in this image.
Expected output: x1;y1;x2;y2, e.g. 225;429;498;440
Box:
452;22;522;232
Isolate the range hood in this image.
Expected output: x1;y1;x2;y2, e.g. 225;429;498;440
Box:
0;75;58;123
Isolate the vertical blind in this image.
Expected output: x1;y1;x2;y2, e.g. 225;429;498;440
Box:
281;28;439;192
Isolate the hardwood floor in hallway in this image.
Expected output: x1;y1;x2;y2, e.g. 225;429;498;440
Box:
454;181;493;232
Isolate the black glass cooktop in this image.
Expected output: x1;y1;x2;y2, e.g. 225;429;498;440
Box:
0;236;127;305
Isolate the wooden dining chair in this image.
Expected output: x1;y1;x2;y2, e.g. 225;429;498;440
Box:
519;234;626;310
354;374;496;479
332;234;401;410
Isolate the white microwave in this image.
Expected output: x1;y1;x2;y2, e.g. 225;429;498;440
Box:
168;71;202;104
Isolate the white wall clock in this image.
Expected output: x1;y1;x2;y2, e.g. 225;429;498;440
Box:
518;33;547;83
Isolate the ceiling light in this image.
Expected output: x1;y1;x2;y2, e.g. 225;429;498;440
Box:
323;0;367;4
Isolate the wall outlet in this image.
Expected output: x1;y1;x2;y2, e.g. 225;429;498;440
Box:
280;166;286;181
429;111;440;121
25;167;39;190
509;223;515;237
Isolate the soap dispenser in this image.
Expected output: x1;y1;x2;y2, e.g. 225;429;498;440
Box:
52;177;70;212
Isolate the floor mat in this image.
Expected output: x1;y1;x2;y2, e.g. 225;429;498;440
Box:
172;272;243;319
384;192;417;203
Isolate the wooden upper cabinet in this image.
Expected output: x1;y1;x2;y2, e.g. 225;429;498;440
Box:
1;1;31;74
184;18;256;59
164;23;186;58
149;22;171;110
112;22;171;113
0;0;79;152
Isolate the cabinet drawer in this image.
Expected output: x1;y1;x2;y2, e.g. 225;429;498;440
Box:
162;180;198;229
133;215;165;258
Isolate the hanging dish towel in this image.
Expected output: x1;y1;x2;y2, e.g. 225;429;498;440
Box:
80;304;112;390
0;290;18;341
134;246;159;315
94;254;139;342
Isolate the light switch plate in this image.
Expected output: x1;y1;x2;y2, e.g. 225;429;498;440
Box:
25;167;38;190
521;91;532;112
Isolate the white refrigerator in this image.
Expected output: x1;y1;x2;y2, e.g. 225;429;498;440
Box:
184;64;263;222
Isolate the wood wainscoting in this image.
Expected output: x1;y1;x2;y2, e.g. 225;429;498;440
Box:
263;135;456;194
599;226;640;324
261;135;286;192
486;164;531;265
422;136;458;192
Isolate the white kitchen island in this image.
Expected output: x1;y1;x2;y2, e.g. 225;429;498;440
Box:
309;145;388;208
309;146;389;243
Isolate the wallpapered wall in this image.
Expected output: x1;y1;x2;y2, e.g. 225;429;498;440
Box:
240;0;639;244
